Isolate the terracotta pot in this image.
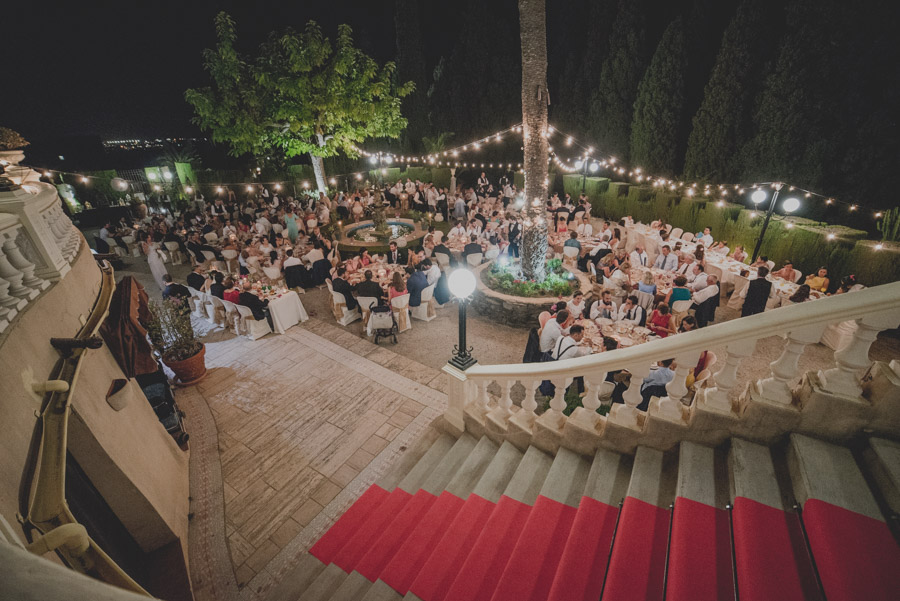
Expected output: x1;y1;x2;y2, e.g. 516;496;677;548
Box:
163;344;206;385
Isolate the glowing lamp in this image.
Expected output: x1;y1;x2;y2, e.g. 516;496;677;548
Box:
449;269;476;299
751;190;767;204
782;197;800;213
589;162;600;173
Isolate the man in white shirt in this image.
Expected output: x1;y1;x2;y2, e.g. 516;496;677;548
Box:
676;254;695;276
598;222;611;241
283;249;302;268
423;259;441;286
629;245;649;268
539;310;570;352
689;264;709;291
576;216;593;237
589;291;617;320
699;227;714;247
449;221;467;240
303;245;324;265
653;246;678;271
615;296;646;325
551;325;592;360
692;276;720;304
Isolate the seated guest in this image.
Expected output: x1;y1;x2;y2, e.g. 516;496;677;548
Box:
355;270;386;305
647;303;676;337
698;227;714;247
388;271;408;300
161;274;191;305
692;275;720;327
835;274;863;294
406;264;429;307
710;240;729;255
386;241;407;265
750;255;769;269
283;249;302;268
653;245;678;271
223;277;240;303
432;239;452;262
186;264;209;291
576;216;593;237
676;254;695;276
567;291;587;318
449;220;467;240
629;245;649;268
540;310;570;352
731;245;748;263
463;235;483;259
772;260;798;282
678;315;697;333
550;325;592;360
303;242;325;265
422;258;441;286
788;284;812;303
804;267;830;293
209;271;226;299
665;276;692;306
689;264;709;291
331;266;359;311
589;290;617;320
564;231;581;251
616;295;646;326
639;359;676;411
637;271;657;295
238;281;272;327
741;267;774;316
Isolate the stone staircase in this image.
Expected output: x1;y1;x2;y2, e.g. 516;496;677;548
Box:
266;422;900;601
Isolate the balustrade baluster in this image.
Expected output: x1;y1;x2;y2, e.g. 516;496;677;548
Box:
819;312;895;398
477;379;490;408
703;339;755;412
621;362;652;412
757;324;825;404
522;380;538;414
3;237;48;292
0;241;37;301
0;276;23;320
658;350;702;418
549;378;568;413
582;375;602;412
498;379;513;413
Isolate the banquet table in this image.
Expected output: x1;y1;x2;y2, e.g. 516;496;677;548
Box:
575;317;659;353
346;264;408;290
549;232;602;256
726;273;825;311
254;289;309;334
629;266;675;297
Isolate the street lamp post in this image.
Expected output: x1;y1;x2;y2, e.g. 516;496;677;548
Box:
750;183;801;262
575;158;600;193
448;269;477;370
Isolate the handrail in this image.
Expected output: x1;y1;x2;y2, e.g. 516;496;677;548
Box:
21;260;151;596
462;281;900;379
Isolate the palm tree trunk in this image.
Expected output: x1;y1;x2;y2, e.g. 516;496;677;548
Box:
518;0;550;281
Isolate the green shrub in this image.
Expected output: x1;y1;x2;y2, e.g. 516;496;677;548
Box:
482;258;577;297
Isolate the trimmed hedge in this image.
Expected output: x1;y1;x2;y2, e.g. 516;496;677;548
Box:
577;180;898;287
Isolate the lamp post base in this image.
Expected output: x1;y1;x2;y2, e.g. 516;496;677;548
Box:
448;354;477;371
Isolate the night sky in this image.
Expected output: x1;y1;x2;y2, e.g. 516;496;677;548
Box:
4;1;430;140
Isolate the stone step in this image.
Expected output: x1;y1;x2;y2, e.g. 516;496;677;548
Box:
624;446;677;508
676;441;729;507
582;447;633;505
863;437;900;517
470;441;525;503
729;437;790;510
539;446;592;507
299;563;348;601
396;433;457;494
376;426;444;492
266;553;328;601
326;571;371;601
419;433;477;495
502;445;554;504
445;436;500;499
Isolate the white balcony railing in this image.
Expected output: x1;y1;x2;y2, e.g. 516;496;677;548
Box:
444;281;900;453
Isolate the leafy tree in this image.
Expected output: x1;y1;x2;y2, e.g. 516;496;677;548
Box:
394;0;429;152
422;132;455;154
519;0;550;281
185;12;413;193
630;17;687;175
738;0;849;191
683;0;773;180
589;0;647;160
156;142;202;169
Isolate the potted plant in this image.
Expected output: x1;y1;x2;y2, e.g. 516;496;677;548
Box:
146;297;206;385
0;126;29;163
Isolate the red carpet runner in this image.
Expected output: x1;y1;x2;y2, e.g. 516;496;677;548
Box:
309;484;390;564
601;497;670;601
666;497;734;601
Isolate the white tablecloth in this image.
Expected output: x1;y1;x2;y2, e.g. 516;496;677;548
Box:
268;290;309;334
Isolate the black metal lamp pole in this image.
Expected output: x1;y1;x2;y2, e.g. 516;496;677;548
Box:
449;297;477;370
751;183;783;262
580;159;589;193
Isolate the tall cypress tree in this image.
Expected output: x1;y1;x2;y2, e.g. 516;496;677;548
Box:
683;0;774;180
629;17;687;175
588;0;647;160
738;0;848;189
394;0;429;152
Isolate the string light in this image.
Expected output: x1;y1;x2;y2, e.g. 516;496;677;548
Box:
827;233;836;240
875;243;883;250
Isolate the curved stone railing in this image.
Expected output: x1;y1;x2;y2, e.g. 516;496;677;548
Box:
0;178;81;335
444;281;900;455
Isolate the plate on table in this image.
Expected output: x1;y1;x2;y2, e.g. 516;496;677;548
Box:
595;317;613;326
633;326;650;335
618;338;635;347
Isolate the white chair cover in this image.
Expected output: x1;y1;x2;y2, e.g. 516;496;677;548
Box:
221;249;239;273
204;232;218;243
331;290;361;326
466;253;484;267
410;284;437;322
670;227;684;239
681;232;694;242
163;241;183;265
234;304;272;340
391;293;412;332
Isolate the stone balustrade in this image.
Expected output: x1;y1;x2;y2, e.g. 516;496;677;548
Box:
444;281;900;455
0;165;82;334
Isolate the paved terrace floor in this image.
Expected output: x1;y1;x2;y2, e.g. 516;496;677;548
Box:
105;247;899;601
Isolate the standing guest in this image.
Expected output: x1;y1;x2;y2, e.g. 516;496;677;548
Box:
741;267;775;316
653;245;678;271
647;303;676;337
507;217;521;258
804;267;830;293
540;310;571;352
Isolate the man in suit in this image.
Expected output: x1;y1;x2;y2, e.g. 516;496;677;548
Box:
208;271;226;299
186;265;208;291
653;245;678;271
741;267;774;317
386;241;406;265
406;264;429;307
507;218;521;258
355;270;385;306
463;235;483;260
238;282;272;328
331;266;359;311
161;274;191;310
432;240;452;263
187;232;221;261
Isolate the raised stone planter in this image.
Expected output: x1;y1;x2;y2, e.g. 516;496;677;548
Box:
469;261;594;329
337;218;427;253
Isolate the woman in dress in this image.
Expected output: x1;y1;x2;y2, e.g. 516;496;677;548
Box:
804;267;830;293
638;271;657;295
647;303;676;338
731;245;748;263
142;233;169;290
284;206;300;244
788;284;811;303
568;291;587;319
665;275;692;306
388;271;407;300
